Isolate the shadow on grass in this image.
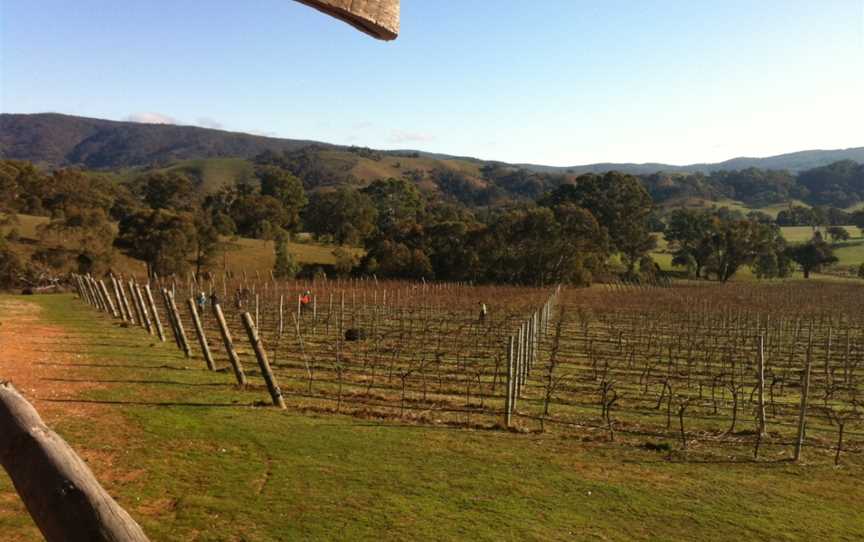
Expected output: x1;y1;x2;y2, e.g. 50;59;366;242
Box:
36;362;195;372
41;397;253;408
41;377;228;387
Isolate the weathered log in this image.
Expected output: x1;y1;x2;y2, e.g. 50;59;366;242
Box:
0;381;150;541
132;283;154;335
241;313;286;408
166;290;192;358
143;284;166;342
212;302;247;387
295;0;399;40
128;280;145;330
161;288;184;350
187;298;216;371
110;276;129;322
118;280;136;325
98;280;119;319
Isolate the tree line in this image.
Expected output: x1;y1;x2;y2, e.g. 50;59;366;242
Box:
0;156;860;288
0;159;656;286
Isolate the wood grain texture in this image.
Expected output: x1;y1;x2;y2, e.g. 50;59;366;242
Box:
295;0;399;40
0;381;150;542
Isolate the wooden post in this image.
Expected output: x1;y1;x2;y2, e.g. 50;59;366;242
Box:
278;295;284;337
212;302;247;386
128;280;145;328
516;324;524;395
161;289;183;350
520;323;528;387
0;382;150;542
73;276;86;304
187;299;216;371
241;312;286;409
505;335;515;427
166;291;191;358
74;276;89;305
794;327;814;462
86;277;104;312
111;277;128;322
144;285;166;342
133;284;153;335
118;280;136;325
98;280;118;318
756;334;767;437
133;281;150;331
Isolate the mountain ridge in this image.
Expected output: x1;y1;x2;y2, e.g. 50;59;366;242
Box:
2;112;862;174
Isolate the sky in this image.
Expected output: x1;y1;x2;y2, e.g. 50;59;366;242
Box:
1;0;863;166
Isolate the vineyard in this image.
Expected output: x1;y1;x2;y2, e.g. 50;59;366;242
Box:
72;274;863;465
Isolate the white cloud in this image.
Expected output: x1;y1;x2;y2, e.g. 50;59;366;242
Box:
388;130;435;144
125;112;177;125
196;116;223;130
248;129;279;138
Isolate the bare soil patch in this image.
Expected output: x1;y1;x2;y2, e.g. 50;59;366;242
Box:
0;297;135;539
0;298;101;419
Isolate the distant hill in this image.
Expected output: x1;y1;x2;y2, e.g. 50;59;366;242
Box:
0;113;329;169
517;148;864;176
2;113;862;175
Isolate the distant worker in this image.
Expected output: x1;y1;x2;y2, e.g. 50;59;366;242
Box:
235;288;251;309
300;290;312;312
196;291;207;312
479;302;488;323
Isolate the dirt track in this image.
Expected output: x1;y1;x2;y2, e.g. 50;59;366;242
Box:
0;297;115;541
0;298;96;418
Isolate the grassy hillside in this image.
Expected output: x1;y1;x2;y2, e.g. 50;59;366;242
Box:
658;198;814;220
653;225;864;280
163;158;255;193
0;214;360;279
0;214;148;277
221;237;363;273
2;293;862;541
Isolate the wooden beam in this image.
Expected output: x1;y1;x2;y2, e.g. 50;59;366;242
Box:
0;382;149;541
295;0;399;41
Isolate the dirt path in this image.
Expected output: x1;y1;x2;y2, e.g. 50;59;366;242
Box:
0;297;116;541
0;297;98;418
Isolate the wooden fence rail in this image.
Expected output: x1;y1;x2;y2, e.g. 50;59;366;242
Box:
0;381;150;542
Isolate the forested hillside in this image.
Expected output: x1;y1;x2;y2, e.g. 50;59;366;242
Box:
3;112;863;177
0;113;325;169
2;113;864;289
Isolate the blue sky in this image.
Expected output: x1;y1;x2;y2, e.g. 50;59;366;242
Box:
1;1;862;166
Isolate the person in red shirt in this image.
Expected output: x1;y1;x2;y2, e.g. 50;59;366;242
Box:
300;290;312;312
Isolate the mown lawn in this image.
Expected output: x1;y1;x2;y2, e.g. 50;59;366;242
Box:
1;294;863;541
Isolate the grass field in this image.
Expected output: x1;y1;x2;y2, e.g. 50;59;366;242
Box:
663;198;812;219
1;293;863;541
220;237;364;273
163;158;255;194
0;214;361;278
653;225;864;280
0;213;49;239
